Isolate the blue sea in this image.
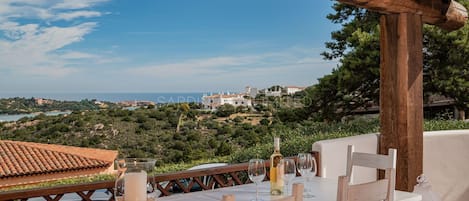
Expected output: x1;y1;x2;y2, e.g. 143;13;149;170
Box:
0;92;205;104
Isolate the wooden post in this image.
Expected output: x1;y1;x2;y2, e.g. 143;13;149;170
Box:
379;13;424;192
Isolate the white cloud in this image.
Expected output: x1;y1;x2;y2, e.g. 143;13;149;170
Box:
59;51;126;64
0;5;52;21
60;51;99;59
0;0;109;22
0;0;109;78
0;22;39;40
126;48;337;84
23;23;95;51
116;50;336;92
56;11;102;21
0;22;98;77
128;56;263;78
3;0;50;6
52;0;110;10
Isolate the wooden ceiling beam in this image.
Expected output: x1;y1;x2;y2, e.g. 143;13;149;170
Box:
338;0;468;31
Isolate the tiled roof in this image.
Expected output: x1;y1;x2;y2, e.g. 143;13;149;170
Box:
0;140;117;178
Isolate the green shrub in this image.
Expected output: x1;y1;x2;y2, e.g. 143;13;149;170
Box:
233;116;244;123
229;131;357;163
215;104;236;117
424;120;469;131
260;118;270;125
0;174;115;192
216;141;232;156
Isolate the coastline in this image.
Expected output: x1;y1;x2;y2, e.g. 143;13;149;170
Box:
0;92;205;104
0;93;205;122
0;111;72;122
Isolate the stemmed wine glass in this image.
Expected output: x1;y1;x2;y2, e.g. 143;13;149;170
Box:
297;153;317;198
248;159;266;201
280;158;297;196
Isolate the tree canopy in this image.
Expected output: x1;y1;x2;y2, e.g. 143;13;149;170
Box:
305;0;469;121
423;10;469;118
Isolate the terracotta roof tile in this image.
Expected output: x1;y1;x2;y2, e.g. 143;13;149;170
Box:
0;140;117;179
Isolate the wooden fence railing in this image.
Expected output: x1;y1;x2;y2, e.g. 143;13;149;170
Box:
0;153;319;201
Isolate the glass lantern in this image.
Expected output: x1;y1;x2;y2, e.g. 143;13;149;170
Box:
115;158;157;201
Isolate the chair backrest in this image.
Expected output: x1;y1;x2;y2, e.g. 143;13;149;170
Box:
312;133;379;183
337;145;397;201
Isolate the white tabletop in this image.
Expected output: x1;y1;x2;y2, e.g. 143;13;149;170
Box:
157;176;422;201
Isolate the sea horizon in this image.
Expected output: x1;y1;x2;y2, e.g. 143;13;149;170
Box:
0;92;210;104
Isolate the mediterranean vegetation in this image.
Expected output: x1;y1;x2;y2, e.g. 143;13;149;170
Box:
1;104;468;192
0;97;117;114
1;97;468;168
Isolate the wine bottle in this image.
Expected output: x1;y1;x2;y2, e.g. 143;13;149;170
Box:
270;137;284;195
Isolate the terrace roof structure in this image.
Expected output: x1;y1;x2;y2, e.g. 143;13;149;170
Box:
338;0;468;191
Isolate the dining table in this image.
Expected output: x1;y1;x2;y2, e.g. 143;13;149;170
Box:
157;176;422;201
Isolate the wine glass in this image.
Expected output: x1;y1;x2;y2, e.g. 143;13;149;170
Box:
297;153;316;198
280;158;297;196
248;159;266;201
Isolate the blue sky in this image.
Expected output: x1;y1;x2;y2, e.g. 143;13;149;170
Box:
0;0;339;93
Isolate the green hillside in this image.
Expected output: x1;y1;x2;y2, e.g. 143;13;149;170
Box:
2;100;468;168
0;97;118;114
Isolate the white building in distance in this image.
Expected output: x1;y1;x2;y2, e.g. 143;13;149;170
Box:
285;86;306;95
263;85;306;97
202;93;252;110
265;85;283;97
245;86;258;98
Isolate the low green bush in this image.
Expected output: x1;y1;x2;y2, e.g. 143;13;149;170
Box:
229;118;469;163
0;174;115;192
424;120;469;131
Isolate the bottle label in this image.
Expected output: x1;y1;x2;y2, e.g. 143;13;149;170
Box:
273;155;281;167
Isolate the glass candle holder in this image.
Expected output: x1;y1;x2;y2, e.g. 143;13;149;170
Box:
115;158;157;201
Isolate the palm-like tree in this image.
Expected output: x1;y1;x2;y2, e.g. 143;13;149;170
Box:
176;103;190;133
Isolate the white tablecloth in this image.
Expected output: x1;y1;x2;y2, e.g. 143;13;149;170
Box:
157;176;422;201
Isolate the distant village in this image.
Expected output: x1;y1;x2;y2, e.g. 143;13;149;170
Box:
101;85;307;111
201;85;306;111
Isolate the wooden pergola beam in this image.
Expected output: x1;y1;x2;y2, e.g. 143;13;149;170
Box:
339;0;468;30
